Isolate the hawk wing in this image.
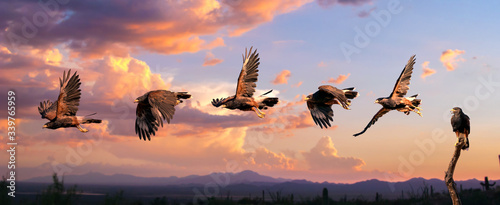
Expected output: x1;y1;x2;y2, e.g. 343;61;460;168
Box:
211;96;233;107
135;90;177;141
235;47;260;97
56;70;81;117
38;100;57;120
135;104;158;141
318;85;350;109
389;55;416;98
353;108;391;137
307;101;333;129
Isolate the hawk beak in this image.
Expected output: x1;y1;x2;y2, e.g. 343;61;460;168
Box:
305;97;310;101
42;125;47;128
134;99;139;103
374;100;378;104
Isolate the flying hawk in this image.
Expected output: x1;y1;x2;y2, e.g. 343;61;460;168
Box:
211;47;278;118
306;86;358;128
353;55;422;137
135;90;191;141
39;70;101;132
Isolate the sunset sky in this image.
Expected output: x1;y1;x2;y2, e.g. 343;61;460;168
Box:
1;0;499;184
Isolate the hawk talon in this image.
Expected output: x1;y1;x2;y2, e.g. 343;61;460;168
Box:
77;125;88;133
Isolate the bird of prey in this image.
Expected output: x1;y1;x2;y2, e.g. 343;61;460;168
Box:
211;47;278;118
306;86;358;128
353;55;422;137
451;107;470;150
134;90;191;141
38;70;101;132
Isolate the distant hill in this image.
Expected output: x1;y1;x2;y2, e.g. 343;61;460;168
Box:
24;170;289;186
23;170;498;200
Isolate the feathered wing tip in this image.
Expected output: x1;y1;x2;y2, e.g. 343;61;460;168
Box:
261;97;279;107
176;92;191;99
211;98;225;107
38;100;52;114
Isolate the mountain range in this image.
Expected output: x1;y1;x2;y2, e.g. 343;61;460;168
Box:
22;170;498;200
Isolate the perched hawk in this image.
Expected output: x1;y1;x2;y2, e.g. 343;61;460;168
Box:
211;47;278;118
134;90;191;141
354;55;422;137
39;70;101;132
306;86;358;129
451;107;470;150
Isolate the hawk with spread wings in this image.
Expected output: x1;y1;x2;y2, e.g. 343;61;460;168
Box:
134;90;191;141
211;47;278;118
306;86;358;129
38;70;101;132
353;55;422;137
451;107;470;150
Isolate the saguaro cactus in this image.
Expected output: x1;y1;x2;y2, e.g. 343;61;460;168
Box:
322;187;329;205
480;176;496;191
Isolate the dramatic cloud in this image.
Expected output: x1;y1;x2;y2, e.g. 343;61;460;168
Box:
203;51;224;66
420;61;436;80
246;147;295;170
303;136;365;171
272;70;292;85
0;0;310;57
323;73;351;84
440;49;465;71
317;0;371;8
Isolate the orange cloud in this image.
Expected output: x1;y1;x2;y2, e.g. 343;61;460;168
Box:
1;0;307;58
272;70;292;84
420;61;436;80
291;81;303;88
323;73;351;84
302;136;365;172
247;147;295;170
440;49;465;71
203;52;224;66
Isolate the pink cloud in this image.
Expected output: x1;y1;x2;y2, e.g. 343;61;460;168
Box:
440;49;465;71
202;52;223;66
420;61;436;80
323;73;351;84
302;136;365;171
272;70;292;85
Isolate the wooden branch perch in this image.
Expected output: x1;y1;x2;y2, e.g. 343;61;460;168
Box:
445;133;466;205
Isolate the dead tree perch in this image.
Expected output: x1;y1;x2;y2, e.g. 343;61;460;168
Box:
445;133;466;205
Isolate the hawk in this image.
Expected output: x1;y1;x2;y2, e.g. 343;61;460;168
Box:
306;86;358;128
211;47;278;118
135;90;191;141
39;70;101;132
451;107;470;150
354;55;422;136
